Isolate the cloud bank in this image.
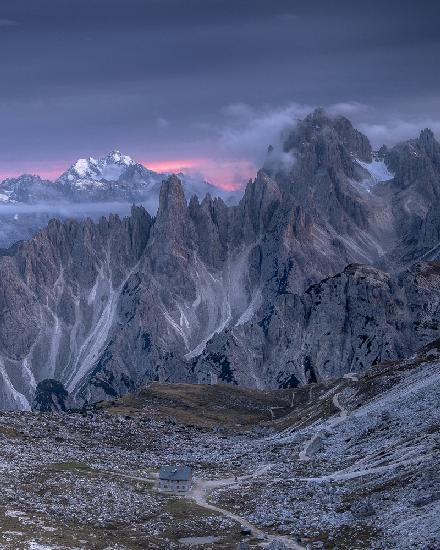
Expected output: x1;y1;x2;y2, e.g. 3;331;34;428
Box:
214;100;440;173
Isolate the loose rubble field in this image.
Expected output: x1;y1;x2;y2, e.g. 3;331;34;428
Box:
0;346;439;549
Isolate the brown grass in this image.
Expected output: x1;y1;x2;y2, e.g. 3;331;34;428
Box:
97;382;294;429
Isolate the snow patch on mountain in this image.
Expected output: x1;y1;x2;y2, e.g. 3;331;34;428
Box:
357;158;394;183
72;158;96;178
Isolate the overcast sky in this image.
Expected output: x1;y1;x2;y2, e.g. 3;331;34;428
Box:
0;0;439;187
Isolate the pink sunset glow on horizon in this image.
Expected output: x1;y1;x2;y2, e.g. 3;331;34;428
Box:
143;157;255;191
144;158;202;173
0;160;71;182
0;156;256;192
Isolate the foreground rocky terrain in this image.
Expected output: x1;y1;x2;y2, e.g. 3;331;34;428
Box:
0;340;438;549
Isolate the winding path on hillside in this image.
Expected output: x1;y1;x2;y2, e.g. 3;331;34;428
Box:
298;384;352;462
107;465;304;548
108;376;365;548
296;373;360;462
188;465;305;549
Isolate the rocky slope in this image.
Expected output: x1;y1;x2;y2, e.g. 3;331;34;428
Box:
0;341;438;549
194;262;440;387
0;109;440;409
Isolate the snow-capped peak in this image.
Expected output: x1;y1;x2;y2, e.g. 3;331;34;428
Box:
106;149;133;166
72;158;98;178
54;149;241;204
60;150;136;188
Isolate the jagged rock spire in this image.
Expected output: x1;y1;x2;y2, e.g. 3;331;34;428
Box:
153;175;192;249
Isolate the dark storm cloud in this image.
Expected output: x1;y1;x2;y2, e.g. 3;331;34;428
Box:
0;0;439;180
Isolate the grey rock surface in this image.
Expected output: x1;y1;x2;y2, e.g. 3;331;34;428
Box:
193;262;440;387
0;110;440;409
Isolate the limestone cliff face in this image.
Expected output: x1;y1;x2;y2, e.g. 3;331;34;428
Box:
2;110;440;410
193;262;440;387
386;128;440;195
377;128;440;266
0;206;153;409
0;171;351;409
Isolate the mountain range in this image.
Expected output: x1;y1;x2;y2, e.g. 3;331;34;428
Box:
0;150;240;248
1;108;440;410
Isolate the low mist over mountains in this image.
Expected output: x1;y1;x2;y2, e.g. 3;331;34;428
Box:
0;150;240;248
1;108;440;410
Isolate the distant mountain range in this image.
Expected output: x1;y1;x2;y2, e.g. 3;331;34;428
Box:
1;108;440;410
0;150;240;248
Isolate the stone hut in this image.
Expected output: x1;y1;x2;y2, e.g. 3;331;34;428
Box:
158;466;192;492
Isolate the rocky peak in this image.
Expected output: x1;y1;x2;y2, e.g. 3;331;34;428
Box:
0;175;57;204
385;128;440;193
269;110;374;236
418;128;440;158
272;111;374;232
103;149;134;167
237;170;282;242
157;174;187;218
190;192;228;223
332;115;372;162
1;174;47;188
151;175;193;253
283;108;372;164
58;149;137;188
188;192;229;269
